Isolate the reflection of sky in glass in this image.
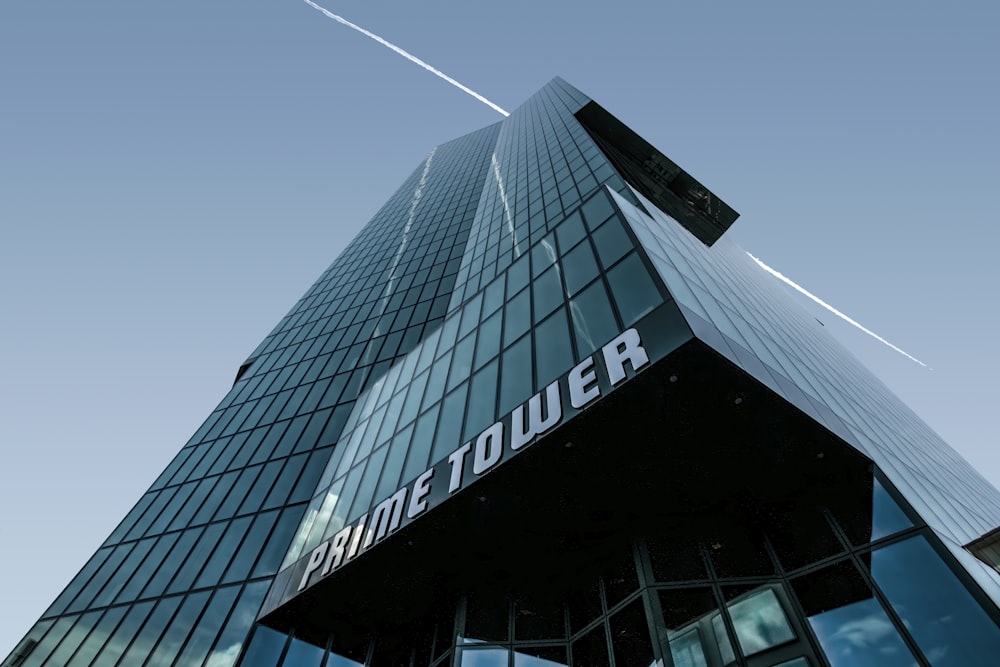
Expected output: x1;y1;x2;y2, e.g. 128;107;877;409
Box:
513;649;568;667
668;627;708;667
461;647;510;667
772;658;810;667
726;588;796;657
872;536;1000;666
326;649;363;667
870;479;912;541
807;598;913;667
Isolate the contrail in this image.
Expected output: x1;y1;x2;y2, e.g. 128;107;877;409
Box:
302;0;510;116
747;253;929;368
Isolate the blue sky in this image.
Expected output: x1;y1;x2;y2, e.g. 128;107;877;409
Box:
2;1;999;656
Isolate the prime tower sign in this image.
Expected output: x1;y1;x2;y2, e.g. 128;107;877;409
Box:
287;327;650;598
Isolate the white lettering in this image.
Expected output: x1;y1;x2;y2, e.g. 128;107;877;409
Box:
448;442;472;492
511;380;562;451
408;468;435;518
346;514;368;559
298;541;329;591
322;525;353;575
473;422;504;474
602;328;649;385
364;488;408;548
569;357;601;409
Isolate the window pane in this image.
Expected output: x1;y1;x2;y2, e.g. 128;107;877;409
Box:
793;561;914;667
561;241;599;296
499;335;532;416
569;281;618;357
723;587;796;658
872;536;1000;666
571;624;610;667
659;588;718;667
610;600;655;667
607;252;661;326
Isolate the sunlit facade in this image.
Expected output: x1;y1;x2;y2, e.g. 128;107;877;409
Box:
7;78;1000;667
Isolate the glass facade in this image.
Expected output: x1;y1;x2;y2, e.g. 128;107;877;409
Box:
6;78;1000;667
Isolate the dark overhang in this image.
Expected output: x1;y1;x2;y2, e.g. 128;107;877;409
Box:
257;336;875;648
575;101;738;246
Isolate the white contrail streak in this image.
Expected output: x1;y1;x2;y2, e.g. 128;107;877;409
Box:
747;253;929;368
302;0;510;116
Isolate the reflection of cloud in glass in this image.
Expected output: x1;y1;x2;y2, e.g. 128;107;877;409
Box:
831;614;896;648
513;649;569;667
807;598;914;667
725;588;796;656
205;642;242;667
460;647;510;667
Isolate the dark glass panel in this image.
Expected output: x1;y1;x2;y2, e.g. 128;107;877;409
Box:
195;516;252;588
465;359;499;440
602;548;639;608
290;448;334;504
658;588;718;667
239;626;288;667
208;580;271;667
114;596;183;666
514;592;565;641
647;535;706;582
567;579;602;633
499;334;532;416
581;192;614;230
449;333;477;391
555;211;586;252
67;544;131;612
513;647;567;667
606;252;662;326
433;604;457;660
532;266;563;324
174;585;242;666
767;504;843;571
508;253;530;296
167;522;226;594
44;609;110;667
168;477;217;531
504;288;532;348
706;522;774;578
91;536;156;606
609;599;655;667
474;310;503;370
115;533;180;603
483;275;506;317
431;383;468;463
592;218;634;269
531;234;558;274
253;505;305;577
571;624;610;667
534;307;574;390
561;241;599;297
141;526;203;598
793;561;914;667
463;591;509;643
569;281;618;358
213;467;261;521
223;510;279;584
85;601;154;667
871;535;1000;666
64;606;128;667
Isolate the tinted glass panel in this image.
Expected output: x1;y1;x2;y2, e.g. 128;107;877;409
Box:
871;536;1000;666
793;561;914;667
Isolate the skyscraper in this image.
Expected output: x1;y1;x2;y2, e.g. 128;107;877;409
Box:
6;78;1000;667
